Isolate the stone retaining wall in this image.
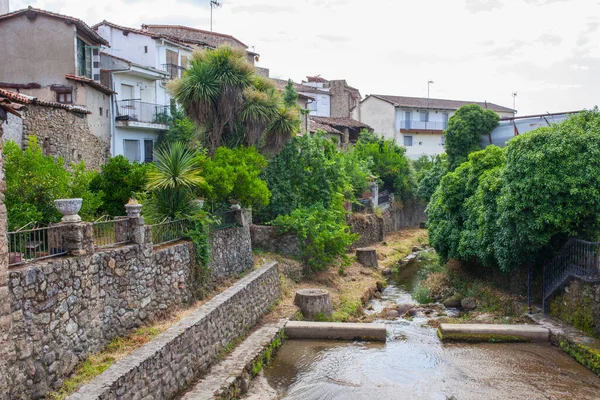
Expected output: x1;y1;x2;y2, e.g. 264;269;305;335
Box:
6;241;195;398
208;210;253;280
69;261;281;400
250;225;301;257
547;279;600;338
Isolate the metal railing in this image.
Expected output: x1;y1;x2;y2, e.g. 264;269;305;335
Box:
401;121;447;131
377;191;390;206
149;219;189;246
352;198;372;213
8;224;67;266
543;238;600;311
93;217;130;248
161;63;186;80
115;100;170;124
211;209;242;231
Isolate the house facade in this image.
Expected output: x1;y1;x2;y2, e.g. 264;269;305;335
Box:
0;7;114;166
360;94;515;159
94;21;194;162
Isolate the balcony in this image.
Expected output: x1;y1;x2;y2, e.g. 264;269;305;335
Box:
161;63;187;80
400;120;447;132
115;100;170;129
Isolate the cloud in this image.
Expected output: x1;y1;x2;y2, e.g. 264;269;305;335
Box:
465;0;503;13
537;33;562;46
485;40;526;58
316;33;351;43
524;0;569;4
231;4;295;14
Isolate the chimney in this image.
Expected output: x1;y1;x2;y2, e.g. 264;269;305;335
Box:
0;0;8;15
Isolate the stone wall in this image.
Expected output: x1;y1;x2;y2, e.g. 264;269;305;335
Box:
21;104;109;170
1;113;23;147
348;213;383;248
250;225;301;257
208;209;253;280
69;261;281;400
548;279;600;338
5;241;195;398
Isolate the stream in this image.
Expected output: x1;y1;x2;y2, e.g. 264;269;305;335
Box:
257;251;600;400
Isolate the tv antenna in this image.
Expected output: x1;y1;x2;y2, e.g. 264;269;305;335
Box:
210;1;222;32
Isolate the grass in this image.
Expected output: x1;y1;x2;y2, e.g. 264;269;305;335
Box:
437;329;529;343
559;339;600;376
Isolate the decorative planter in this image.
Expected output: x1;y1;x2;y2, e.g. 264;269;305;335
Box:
54;198;83;223
229;199;241;210
125;203;143;218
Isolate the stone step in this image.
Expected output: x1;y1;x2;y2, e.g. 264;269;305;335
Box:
284;321;387;342
180;321;285;400
438;323;550;342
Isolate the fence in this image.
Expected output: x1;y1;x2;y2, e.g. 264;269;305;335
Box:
352;198;372;213
8;225;67;266
211;209;242;231
149;219;190;246
115;100;170;124
93;218;130;249
543;238;600;311
378;191;390;207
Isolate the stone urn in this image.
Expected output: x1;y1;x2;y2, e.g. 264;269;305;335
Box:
54;198;83;223
229;199;241;210
125;202;143;218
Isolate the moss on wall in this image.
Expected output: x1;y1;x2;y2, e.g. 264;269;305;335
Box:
549;280;598;338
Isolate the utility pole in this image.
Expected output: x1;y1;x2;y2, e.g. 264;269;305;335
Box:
427;80;434;126
512;92;517;115
210;0;222;32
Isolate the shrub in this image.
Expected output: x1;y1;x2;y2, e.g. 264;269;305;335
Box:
273;194;358;273
417;154;448;202
90;156;150;217
200;146;271;210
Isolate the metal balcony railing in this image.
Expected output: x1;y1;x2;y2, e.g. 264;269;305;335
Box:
115;100;170;124
161;63;187;80
8;224;67;266
401;121;447;131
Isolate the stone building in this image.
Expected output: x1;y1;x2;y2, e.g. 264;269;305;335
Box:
0;6;115;168
0;89;109;169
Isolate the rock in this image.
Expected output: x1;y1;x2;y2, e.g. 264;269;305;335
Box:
461;297;477;311
384;309;400;319
294;289;332;320
396;303;416;315
443;294;463;308
356;248;379;268
411;246;420;252
382;268;392;275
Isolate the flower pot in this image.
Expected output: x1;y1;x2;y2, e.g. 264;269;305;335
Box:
125;203;143;218
54;198;83;223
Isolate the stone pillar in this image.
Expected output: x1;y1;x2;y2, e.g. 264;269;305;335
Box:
370;181;379;210
62;222;93;256
233;208;250;228
125;203;146;245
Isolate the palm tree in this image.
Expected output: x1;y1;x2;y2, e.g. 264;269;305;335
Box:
168;45;299;154
145;142;205;222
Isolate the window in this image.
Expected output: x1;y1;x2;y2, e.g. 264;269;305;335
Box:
120;84;134;100
144;140;154;163
404;111;411;130
181;55;189;70
144;45;148;54
442;113;449;129
441;135;445;145
56;91;72;104
123;140;140;162
419;111;429;122
403;135;413;147
76;37;92;78
99;107;103;116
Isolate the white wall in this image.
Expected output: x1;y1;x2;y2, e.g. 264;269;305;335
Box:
359;96;396;140
2;113;23;147
114;127;158;162
401;132;445;159
96;25;157;68
302;92;330;117
112;72;157;103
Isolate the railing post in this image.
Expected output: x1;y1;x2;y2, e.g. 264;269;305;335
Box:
61;222;93;256
125;203;146;246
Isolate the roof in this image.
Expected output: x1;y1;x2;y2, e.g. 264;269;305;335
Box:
366;94;515;113
142;24;248;48
65;74;116;95
100;52;169;76
311;116;369;130
309;118;343;135
0;7;109;46
0;88;91;114
92;20;193;49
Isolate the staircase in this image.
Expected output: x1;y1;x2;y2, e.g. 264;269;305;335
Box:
543;238;600;312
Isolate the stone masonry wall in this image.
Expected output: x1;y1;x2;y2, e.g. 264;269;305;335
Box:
208;209;253;280
22;104;108;170
548;279;600;338
6;241;195;399
250;225;301;257
69;261;281;400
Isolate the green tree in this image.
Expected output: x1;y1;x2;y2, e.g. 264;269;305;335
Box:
444;104;499;170
282;79;298;107
168;46;299;153
200;146;271;210
90;156;150;217
156;108;197;150
417;154;448;202
353;130;415;200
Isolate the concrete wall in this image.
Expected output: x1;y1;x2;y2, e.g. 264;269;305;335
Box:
359;96;396;139
69;261;281;400
83;86;112;148
0;14;76;91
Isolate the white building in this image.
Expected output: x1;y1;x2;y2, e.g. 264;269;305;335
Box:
298;77;331;117
93;21;193;162
360;94;515;159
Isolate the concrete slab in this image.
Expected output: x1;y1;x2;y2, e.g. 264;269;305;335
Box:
438;323;550;343
285;321;387;342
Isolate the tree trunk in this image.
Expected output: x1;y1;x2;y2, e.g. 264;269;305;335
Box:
356;247;378;268
294;289;332;320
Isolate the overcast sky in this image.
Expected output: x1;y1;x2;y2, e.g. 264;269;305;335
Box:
12;0;600;115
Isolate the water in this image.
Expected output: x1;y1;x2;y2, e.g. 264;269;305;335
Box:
260;253;600;400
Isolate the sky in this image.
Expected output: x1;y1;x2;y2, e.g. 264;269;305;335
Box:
11;0;600;115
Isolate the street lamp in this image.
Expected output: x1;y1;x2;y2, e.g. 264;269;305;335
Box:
512;92;517;116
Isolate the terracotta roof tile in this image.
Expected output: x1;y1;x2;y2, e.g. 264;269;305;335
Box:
0;88;91;114
309;119;343;135
368;94;515;113
92;21;193;49
0;7;109;46
142;24;248;48
65;74;116;95
311;116;369;129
